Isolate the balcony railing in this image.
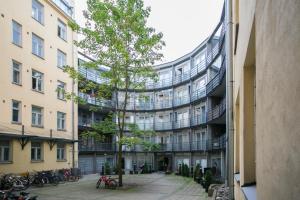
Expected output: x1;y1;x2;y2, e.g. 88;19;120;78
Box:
173;118;190;129
173;96;190;106
206;58;226;95
79;142;115;152
173;72;190;85
52;0;73;17
154;100;172;109
154;121;173;130
207;97;226;122
78;67;109;84
191;114;206;126
78;135;225;153
79;92;113;108
191;88;206;101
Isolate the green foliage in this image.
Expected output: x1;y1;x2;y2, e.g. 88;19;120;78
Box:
104;162;111;175
65;0;165;186
194;164;200;180
204;170;213;190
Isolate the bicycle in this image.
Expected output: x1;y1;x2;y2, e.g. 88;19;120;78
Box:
96;175;117;190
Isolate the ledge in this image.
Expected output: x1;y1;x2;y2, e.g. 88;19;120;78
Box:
241;184;257;200
31;159;44;163
0;161;13;164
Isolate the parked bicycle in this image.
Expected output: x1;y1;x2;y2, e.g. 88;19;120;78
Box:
96;175;117;189
0;189;37;200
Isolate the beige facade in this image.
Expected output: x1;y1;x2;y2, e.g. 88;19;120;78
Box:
0;0;78;173
232;0;300;199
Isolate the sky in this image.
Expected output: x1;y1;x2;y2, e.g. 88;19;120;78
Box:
75;0;224;64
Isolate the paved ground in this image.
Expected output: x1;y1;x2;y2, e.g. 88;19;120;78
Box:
27;173;209;200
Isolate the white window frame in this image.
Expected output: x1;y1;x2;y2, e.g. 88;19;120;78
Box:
32;0;44;24
57;111;66;130
31;142;42;161
57;81;66;100
12;60;22;85
57;19;67;40
56;143;65;160
32;106;43;127
12;20;22;46
32;33;44;58
57;49;66;68
0;141;11;162
12;100;21;123
32;70;44;92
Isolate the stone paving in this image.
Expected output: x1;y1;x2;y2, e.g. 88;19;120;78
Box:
27;173;209;200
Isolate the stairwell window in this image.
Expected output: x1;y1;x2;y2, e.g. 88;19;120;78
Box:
12;100;21;123
0;141;11;163
31;142;42;161
32;0;44;24
32;106;43;127
57;19;67;40
57;143;66;161
12;60;21;85
32;70;43;92
57;49;66;68
12;20;22;46
32;33;44;58
57;112;66;130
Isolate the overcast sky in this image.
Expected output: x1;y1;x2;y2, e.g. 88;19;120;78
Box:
75;0;224;64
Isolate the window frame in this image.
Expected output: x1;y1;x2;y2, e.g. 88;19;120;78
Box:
12;20;22;47
57;49;67;69
32;33;44;58
0;140;11;163
57;111;66;131
31;141;43;161
56;143;66;161
57;81;66;100
12;100;21;123
12;60;22;85
31;105;43;127
32;0;44;24
32;70;44;92
57;19;67;41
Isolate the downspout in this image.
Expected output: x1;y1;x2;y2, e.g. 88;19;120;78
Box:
71;21;76;169
225;0;234;199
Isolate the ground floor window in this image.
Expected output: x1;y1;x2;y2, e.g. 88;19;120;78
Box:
57;143;65;160
0;140;11;162
31;142;42;161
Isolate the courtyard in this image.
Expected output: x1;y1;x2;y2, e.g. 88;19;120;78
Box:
27;173;209;200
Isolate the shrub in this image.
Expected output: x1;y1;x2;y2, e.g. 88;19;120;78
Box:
204;170;213;192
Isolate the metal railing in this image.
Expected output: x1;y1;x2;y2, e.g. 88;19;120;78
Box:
207;97;226;122
78;92;114;108
206;58;226;95
78;67;109;84
191;88;206;101
191;114;206;126
79;142;116;152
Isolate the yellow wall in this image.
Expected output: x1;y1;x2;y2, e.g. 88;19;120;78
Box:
0;0;78;173
233;0;300;199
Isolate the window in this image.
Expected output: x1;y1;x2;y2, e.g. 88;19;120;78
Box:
57;112;66;130
32;70;43;92
57;50;66;68
57;143;65;160
12;100;21;123
31;142;42;161
32;106;43;127
57;81;66;100
57;19;67;40
32;0;44;24
12;60;21;85
0;141;11;162
12;20;22;46
32;33;44;58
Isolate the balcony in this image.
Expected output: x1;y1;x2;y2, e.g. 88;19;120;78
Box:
191;114;206;126
191;88;206;102
78;67;109;84
207;97;226;122
206;58;226;95
52;0;73;17
135;102;154;110
191;60;206;77
173;118;190;129
79;92;113;108
154;121;172;131
173;96;190;106
79;142;115;152
78;117;93;127
154;100;172;109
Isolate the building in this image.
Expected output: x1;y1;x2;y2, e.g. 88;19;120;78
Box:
0;0;78;173
231;0;300;199
77;7;227;178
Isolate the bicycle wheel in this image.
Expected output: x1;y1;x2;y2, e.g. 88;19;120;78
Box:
96;180;101;189
108;179;117;190
51;176;59;186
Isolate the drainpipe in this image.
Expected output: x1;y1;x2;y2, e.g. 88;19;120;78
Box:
225;0;234;199
71;25;76;169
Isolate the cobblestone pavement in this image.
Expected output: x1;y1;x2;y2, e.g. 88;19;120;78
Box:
27;173;209;200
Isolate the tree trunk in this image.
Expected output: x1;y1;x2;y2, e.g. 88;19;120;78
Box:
118;135;123;187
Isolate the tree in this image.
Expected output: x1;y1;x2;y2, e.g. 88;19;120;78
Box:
66;0;165;187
